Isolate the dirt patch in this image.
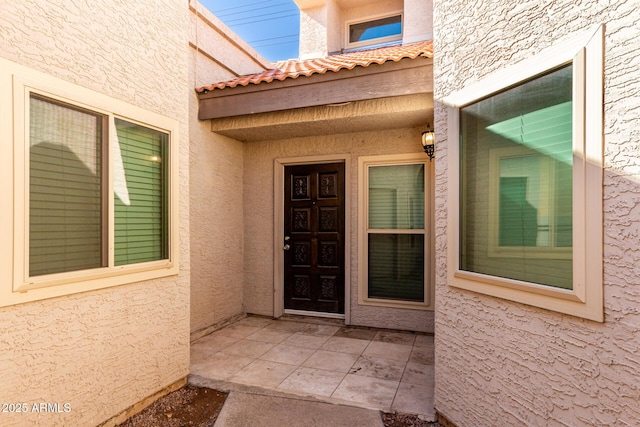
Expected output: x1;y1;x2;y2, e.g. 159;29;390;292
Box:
118;385;227;427
118;384;440;427
381;411;443;427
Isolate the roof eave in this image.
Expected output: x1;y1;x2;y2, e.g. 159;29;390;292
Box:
198;56;433;120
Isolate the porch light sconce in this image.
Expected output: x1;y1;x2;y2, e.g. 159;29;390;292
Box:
421;124;435;161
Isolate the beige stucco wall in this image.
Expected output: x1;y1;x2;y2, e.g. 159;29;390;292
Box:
243;127;434;333
403;0;432;44
189;113;245;334
189;0;271;78
299;4;334;59
433;1;640;426
189;88;245;334
326;0;342;54
0;1;190;426
189;93;245;334
297;0;431;59
188;2;271;335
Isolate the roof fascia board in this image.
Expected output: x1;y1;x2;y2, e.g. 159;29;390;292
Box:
198;58;432;120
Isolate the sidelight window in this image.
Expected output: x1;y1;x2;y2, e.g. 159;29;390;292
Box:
359;154;432;309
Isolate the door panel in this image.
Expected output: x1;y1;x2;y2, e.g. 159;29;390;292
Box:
284;163;345;314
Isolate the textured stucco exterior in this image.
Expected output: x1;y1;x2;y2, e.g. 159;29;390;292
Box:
433;1;640;426
403;0;432;44
188;2;269;335
299;4;336;59
189;0;270;78
297;0;429;59
243;127;434;333
189;120;245;334
0;1;190;426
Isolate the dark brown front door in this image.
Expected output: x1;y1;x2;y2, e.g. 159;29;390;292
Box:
284;162;345;314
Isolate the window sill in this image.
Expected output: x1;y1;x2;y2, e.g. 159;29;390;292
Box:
452;270;581;302
4;263;179;308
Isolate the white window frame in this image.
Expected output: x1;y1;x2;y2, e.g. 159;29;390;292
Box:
345;12;403;50
443;25;604;322
1;57;179;307
358;153;434;310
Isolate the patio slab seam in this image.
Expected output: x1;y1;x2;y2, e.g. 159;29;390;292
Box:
190;317;436;420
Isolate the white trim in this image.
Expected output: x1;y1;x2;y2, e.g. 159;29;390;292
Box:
3;57;179;307
357;153;434;311
446;25;604;322
273;154;351;324
345;11;403;50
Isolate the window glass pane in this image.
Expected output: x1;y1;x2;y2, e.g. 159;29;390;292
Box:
349;15;401;43
29;95;104;276
368;234;424;301
460;65;573;289
369;164;424;229
114;119;168;265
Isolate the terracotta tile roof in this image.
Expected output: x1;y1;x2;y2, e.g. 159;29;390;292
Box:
196;40;433;93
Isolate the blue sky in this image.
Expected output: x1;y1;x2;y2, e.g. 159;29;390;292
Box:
199;0;300;62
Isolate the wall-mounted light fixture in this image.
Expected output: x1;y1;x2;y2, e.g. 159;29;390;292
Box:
421;124;435;161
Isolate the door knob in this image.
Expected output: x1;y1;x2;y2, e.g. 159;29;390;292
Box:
283;244;291;251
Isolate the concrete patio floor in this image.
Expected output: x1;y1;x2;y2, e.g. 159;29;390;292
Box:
189;316;435;421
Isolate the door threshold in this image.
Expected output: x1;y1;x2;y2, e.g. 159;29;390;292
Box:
284;309;345;320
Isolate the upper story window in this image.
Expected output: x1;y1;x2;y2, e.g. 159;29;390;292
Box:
347;13;402;49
